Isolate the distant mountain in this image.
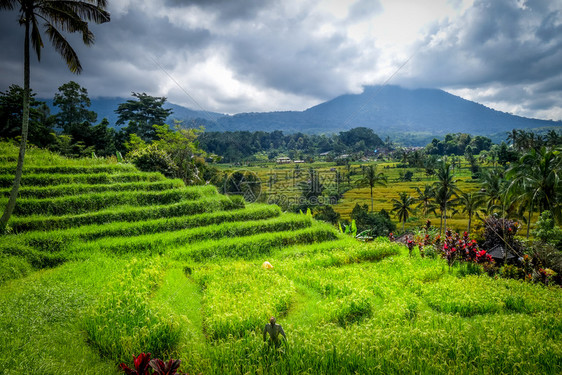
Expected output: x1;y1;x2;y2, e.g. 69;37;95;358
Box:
42;86;561;146
43;97;224;129
212;85;560;137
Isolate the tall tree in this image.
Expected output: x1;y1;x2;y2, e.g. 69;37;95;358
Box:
453;191;484;234
479;169;506;215
0;84;55;147
358;164;387;212
414;184;436;218
115;93;172;142
507;146;562;237
53;80;97;135
0;0;110;231
391;192;415;233
433;162;459;234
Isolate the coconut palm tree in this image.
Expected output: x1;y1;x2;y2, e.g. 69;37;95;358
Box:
479;168;506;215
507;146;562;237
453;191;484;234
0;0;110;230
414;184;436;218
359;164;387;212
391;192;415;232
433;162;459;234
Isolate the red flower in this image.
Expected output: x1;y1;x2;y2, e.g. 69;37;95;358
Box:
150;358;183;375
120;353;152;375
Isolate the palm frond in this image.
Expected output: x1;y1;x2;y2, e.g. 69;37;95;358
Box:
30;15;43;60
37;4;92;43
44;22;82;73
44;0;110;24
0;0;16;10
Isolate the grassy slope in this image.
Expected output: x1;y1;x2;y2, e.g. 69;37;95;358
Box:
0;143;560;374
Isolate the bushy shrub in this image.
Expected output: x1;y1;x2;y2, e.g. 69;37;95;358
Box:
0;255;32;285
481;215;521;253
350;204;396;237
128;144;178;179
314;205;340;225
533;210;562;250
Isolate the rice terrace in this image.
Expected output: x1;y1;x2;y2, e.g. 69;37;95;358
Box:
0;141;561;374
2;0;562;374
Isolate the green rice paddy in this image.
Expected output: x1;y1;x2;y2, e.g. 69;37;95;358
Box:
0;143;560;374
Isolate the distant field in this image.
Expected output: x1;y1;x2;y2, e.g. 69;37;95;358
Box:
216;160;526;234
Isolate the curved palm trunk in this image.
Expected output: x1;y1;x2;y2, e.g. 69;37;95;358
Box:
526;203;533;239
370;186;374;212
0;18;29;231
443;205;447;234
467;212;472;234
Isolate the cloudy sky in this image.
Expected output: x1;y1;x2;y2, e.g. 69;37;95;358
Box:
1;0;561;120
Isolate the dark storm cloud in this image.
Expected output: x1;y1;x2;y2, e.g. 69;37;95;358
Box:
218;2;377;101
165;0;274;21
401;0;562;118
0;2;215;100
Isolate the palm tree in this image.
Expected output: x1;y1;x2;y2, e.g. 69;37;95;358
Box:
391;192;415;232
414;184;436;218
359;164;387;212
507;129;523;151
0;0;110;230
433;162;459;234
479;168;508;215
453;191;484;234
507;146;562;237
545;130;561;148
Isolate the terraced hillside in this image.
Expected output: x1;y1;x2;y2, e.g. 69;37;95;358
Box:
0;143;561;375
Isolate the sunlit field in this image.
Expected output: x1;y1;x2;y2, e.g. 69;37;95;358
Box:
216;159;521;234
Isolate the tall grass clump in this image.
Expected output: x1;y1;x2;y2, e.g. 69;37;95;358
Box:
0;255;33;285
8;186;217;216
279;237;402;268
421;275;506;316
0;141;119;167
193;262;296;340
0;163;136;175
83;257;181;363
0;256;122;374
21;204;279;248
0;236;67;269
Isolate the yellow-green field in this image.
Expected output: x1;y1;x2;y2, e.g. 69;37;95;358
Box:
217;161;525;234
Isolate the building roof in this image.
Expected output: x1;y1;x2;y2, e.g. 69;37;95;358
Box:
487;244;517;260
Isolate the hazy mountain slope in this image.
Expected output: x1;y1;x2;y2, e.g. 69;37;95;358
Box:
42;86;560;139
214;85;560;135
43;97;224;129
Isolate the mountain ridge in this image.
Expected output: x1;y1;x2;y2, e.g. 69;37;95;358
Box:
42;85;561;144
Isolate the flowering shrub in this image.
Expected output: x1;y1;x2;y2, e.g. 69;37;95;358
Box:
412;225;494;269
120;353;189;375
407;239;415;257
482;216;520;252
538;268;557;286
